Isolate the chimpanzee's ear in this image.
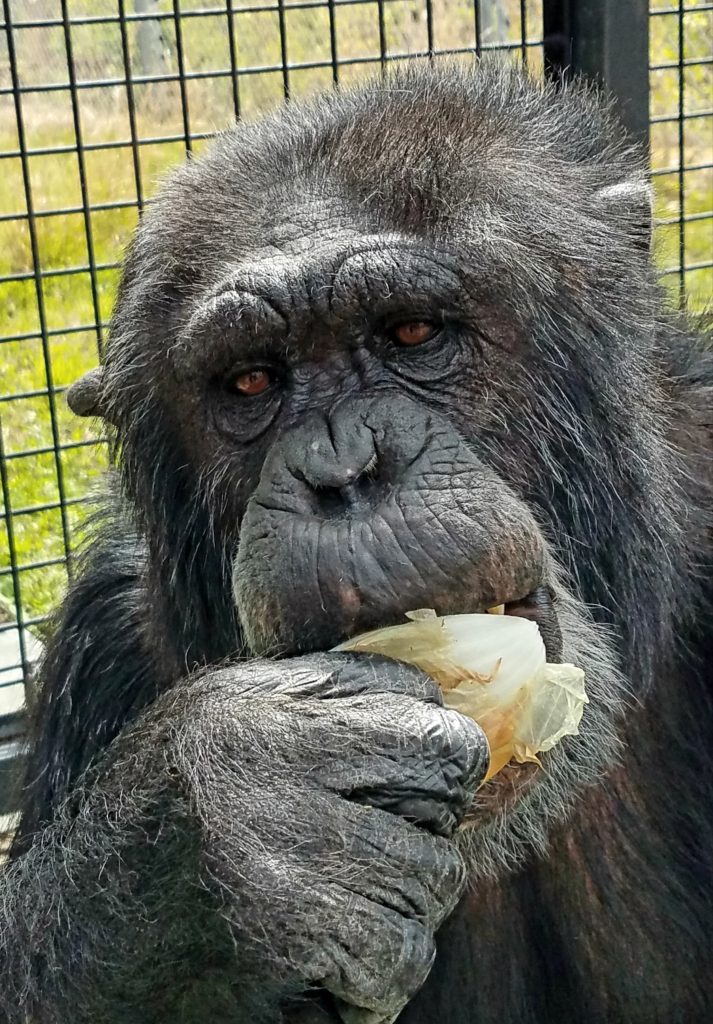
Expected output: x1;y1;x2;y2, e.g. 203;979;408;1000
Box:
66;366;115;424
596;177;653;251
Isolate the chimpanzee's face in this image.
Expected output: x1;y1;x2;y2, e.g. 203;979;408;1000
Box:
76;66;672;872
162;229;552;651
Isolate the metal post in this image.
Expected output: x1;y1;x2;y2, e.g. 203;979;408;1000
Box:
543;0;650;146
134;0;169;78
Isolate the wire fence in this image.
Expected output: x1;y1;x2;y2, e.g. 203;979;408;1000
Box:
649;2;713;304
0;0;711;724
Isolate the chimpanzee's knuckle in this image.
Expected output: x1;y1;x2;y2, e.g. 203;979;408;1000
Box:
391;702;488;809
253;651;442;705
433;706;491;793
371;700;487;809
341;805;467;912
402;830;468;919
318;902;437;1017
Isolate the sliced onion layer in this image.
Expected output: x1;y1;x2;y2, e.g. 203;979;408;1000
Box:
336;609;587;780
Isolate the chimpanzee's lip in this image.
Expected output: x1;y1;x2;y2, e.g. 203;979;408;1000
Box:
502;584;563;662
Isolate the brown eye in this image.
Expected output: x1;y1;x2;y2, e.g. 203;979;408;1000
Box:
391;321;439;346
233;368;272;396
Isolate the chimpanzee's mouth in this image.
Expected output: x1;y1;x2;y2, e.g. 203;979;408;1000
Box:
337;583;563;663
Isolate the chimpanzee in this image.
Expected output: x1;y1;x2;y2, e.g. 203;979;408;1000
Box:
1;62;711;1024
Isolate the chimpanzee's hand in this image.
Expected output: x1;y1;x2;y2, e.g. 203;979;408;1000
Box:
113;653;488;1024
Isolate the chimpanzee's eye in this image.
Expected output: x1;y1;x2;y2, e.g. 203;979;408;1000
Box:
232;368;273;396
389;321;441;347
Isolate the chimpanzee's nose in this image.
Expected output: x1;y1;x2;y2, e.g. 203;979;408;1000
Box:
295;409;379;513
277;394;431;517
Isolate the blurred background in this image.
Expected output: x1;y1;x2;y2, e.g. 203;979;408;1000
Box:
0;1;711;739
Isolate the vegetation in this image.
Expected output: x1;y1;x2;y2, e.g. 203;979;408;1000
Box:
0;0;711;628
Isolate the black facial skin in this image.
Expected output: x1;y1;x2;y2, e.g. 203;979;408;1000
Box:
1;63;711;1024
234;391;547;656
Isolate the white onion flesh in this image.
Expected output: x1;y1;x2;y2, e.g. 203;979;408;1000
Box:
335;609;587;779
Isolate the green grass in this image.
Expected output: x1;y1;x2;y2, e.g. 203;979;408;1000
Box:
1;0;711;626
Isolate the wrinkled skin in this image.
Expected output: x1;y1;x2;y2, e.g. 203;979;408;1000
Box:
1;63;712;1024
234;394;547;655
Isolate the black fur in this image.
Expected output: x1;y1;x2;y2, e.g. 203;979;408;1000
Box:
1;63;711;1023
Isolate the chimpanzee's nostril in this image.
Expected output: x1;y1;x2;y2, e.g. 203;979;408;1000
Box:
314;450;380;515
296;417;378;482
361;451;378;478
281;403;395;517
343;450;378;485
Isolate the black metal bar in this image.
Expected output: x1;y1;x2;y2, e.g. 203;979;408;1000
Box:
1;440;106;461
0;387;69;405
0;199;140;224
425;0;434;58
0;619;51;637
0;135;213;161
0;741;26;817
276;0;290;100
225;0;242;119
1;324;110;346
172;0;193;153
651;108;713;124
473;0;483;57
327;0;339;84
0;495;87;521
676;0;686;304
59;0;105;367
520;0;529;66
377;1;387;71
0;0;405;32
657;211;713;226
0;421;28;685
543;0;650;145
0;557;68;579
650;2;713;12
650;56;712;70
118;0;146;211
0;38;544;100
0;614;52;633
0;262;119;285
2;0;75;577
651;160;713;177
661;260;713;274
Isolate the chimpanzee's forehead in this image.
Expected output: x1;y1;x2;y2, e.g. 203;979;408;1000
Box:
258;195;380;258
156;91;503;265
243;199;456;268
152;160;482;297
142;64;640;305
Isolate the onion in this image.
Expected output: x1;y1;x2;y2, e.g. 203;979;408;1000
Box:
335;609;587;780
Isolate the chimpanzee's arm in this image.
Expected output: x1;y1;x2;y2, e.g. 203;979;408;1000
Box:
2;526;295;1021
9;517;159;857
